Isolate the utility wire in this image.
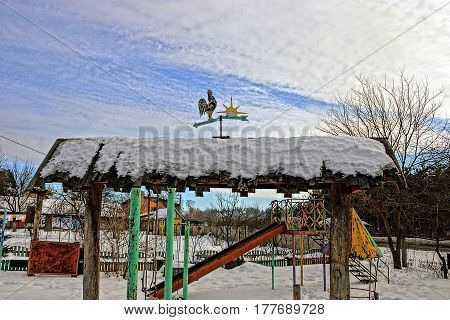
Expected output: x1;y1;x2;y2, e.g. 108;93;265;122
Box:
0;0;188;126
0;135;46;155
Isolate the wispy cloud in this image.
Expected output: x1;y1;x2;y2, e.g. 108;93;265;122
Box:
1;0;449;163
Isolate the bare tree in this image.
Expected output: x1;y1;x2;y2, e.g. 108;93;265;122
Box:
0;159;35;231
210;193;265;248
319;71;447;176
318;71;448;269
189;235;207;263
0;145;5;170
43;188;86;241
101;192;129;277
0;146;9;195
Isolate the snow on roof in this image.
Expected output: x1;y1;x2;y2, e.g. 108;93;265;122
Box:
142;208;167;219
39;136;396;182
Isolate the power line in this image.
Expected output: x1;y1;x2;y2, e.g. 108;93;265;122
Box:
262;1;450;128
0;0;188;127
0;135;46;155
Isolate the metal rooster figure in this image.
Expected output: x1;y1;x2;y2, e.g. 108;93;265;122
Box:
198;89;217;120
194;90;249;139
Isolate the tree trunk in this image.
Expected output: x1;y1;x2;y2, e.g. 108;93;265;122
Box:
83;183;104;300
380;212;402;269
394;212;404;269
329;184;351;300
436;237;448;279
32;192;45;240
401;236;408;268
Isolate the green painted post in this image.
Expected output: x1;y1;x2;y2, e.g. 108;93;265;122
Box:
270;208;275;290
127;187;141;300
164;188;176;300
183;221;190;299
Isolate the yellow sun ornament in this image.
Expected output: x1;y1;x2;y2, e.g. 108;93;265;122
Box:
217;97;247;117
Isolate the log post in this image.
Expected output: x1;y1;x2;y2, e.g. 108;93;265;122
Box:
183;221;190;300
32;191;46;240
0;208;7;263
83;183;104;300
300;233;304;286
329;183;351;300
293;284;301;300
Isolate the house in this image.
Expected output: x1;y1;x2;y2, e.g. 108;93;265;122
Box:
147;207;186;235
122;192;183;234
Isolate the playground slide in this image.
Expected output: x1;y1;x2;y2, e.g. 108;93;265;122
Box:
149;222;286;299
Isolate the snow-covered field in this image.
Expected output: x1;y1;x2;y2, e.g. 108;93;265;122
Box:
1;261;448;300
2;230;449;300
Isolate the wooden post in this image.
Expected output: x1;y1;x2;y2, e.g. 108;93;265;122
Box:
300;233;304;286
183;221;190;300
329;183;351;300
0;208;7;263
293;284;301;300
32;191;46;240
322;233;327;291
83;183;104;300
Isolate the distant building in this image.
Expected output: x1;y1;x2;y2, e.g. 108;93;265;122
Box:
122;193;184;234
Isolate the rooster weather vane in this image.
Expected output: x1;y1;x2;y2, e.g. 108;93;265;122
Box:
194;89;249;139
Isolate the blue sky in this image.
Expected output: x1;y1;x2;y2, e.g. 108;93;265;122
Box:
1;1;449;207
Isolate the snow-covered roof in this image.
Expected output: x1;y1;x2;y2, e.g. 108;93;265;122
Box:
143;208;167;219
142;208;186;221
29;136;398;195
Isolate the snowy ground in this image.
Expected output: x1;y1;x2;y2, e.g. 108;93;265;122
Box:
2;230;449;300
1;261;448;300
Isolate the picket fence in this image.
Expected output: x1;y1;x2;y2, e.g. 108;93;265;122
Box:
0;246;328;272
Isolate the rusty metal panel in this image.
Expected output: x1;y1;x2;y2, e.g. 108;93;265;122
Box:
27;240;80;276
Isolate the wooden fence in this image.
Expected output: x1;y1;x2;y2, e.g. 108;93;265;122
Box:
1;245;328;272
0;259;28;271
99;261;153;272
250;255;330;267
5;246;30;257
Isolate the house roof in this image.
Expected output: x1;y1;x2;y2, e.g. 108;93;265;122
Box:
27;136;399;196
142;208;185;221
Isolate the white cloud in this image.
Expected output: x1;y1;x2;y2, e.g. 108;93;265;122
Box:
2;0;449;162
60;0;450;116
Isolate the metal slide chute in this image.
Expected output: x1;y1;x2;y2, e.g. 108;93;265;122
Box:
149;222;286;299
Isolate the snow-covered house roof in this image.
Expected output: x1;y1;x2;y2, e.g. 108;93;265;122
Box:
28;137;398;196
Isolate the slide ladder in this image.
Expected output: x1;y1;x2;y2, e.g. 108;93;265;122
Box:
148;222;286;299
